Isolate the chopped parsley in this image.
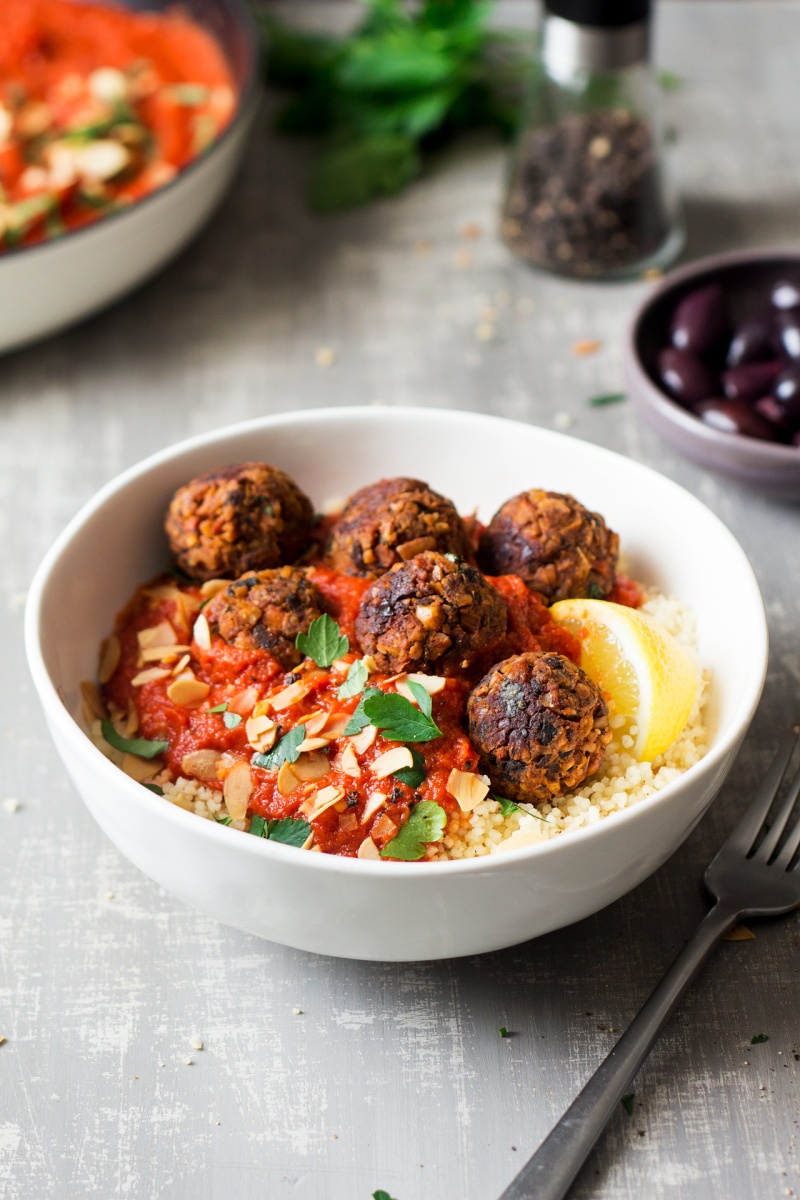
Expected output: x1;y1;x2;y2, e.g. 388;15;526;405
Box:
621;1094;635;1116
144;783;164;796
588;392;626;407
295;614;349;668
214;814;232;826
343;687;382;735
101;719;168;759
392;747;426;788
250;814;312;846
363;689;441;743
337;658;368;700
750;1034;769;1045
498;1027;509;1038
223;711;243;729
252;725;305;771
495;795;520;817
209;702;228;713
587;583;605;599
372;1191;398;1200
380;801;446;860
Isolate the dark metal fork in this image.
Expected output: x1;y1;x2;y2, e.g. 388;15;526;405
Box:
499;724;800;1200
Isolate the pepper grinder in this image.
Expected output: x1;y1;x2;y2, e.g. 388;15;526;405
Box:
501;0;683;280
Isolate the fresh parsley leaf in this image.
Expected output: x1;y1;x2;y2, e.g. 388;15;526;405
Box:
214;813;233;826
588;392;626;407
295;614;349;667
101;719;168;760
250;813;312;847
338;659;369;699
658;68;683;92
250;815;268;837
144;783;164;796
223;711;242;729
372;1191;398;1200
392;747;426;788
343;687;383;735
498;1027;509;1038
252;725;305;770
587;583;605;599
407;678;433;718
621;1094;635;1116
363;690;441;743
209;702;228;713
380;800;446;860
310;134;421;213
494;795;520;817
751;1033;769;1045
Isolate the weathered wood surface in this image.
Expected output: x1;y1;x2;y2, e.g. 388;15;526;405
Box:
2;4;800;1197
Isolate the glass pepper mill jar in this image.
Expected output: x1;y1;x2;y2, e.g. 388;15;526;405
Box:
501;0;683;280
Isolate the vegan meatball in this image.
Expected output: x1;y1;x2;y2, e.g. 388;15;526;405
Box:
165;462;314;582
356;551;507;676
326;477;474;579
205;566;323;669
467;651;611;802
478;490;618;604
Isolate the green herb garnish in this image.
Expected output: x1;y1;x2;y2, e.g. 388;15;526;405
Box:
252;725;305;771
588;392;626;407
373;1191;398;1200
337;659;369;700
214;813;233;825
223;711;243;729
165;84;210;106
587;583;605;599
750;1034;769;1045
621;1094;635;1116
495;795;520;817
144;783;164;796
498;1027;509;1038
101;719;168;759
380;800;446;860
363;690;441;744
658;69;683;92
392;747;426;788
250;814;312;847
209;702;228;713
343;687;383;736
295;614;349;668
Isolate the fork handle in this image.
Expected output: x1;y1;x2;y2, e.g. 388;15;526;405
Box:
498;901;741;1200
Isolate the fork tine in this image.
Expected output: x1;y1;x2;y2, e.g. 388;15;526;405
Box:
772;765;800;868
723;727;799;855
756;758;800;862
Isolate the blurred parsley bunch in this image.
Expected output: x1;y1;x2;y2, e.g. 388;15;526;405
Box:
258;0;531;212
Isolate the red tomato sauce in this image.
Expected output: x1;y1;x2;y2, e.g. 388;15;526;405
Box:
1;0;236;251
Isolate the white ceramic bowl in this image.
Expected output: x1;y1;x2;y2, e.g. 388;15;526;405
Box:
0;0;258;356
25;408;768;961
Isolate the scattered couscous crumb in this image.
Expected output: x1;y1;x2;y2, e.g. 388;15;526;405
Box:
460;222;482;240
3;798;20;813
572;338;602;356
475;322;497;342
454;248;473;270
104;891;115;900
553;412;574;431
314;346;337;368
189;1037;203;1051
413;239;432;256
292;1008;303;1015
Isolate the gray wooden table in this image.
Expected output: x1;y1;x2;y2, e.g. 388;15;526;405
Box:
3;3;800;1197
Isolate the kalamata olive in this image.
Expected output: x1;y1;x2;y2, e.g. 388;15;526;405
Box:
776;310;800;359
657;348;718;407
695;399;778;441
754;366;800;432
670;283;727;356
771;280;800;311
726;317;772;367
721;361;782;402
754;397;796;435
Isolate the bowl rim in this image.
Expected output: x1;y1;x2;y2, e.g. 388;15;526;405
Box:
25;405;769;876
626;245;800;464
0;0;260;267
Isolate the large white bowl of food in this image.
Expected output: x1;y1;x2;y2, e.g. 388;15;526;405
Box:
0;0;258;354
25;407;768;960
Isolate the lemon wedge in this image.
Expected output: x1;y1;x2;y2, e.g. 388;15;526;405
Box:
549;599;698;762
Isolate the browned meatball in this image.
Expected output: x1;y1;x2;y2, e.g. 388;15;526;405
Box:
205;566;323;669
478;490;618;604
165;462;314;582
356;551;507;676
467;652;611;802
326;477;473;579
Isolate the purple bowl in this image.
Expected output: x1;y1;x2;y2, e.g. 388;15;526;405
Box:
624;247;800;500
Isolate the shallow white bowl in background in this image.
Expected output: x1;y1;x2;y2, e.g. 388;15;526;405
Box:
25;408;768;961
0;0;259;356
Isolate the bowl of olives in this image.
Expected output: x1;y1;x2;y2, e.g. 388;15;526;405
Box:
625;248;800;499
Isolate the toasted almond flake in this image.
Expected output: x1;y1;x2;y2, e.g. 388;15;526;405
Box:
292;751;330;783
339;742;361;778
229;687;259;716
124;699;138;737
350;724;378;755
339;812;358;833
362;655;379;675
315;346;336;368
397;537;437;561
0;1035;7;1046
407;672;446;695
180;749;222;781
193;613;211;650
145;583;183;603
140;643;192;663
171;654;191;676
122;753;161;782
414;605;436;627
88;67;127;102
246;714;277;749
270;679;311;711
81;680;107;723
572;338;602;357
222;761;252;820
357;836;381;860
302;711;328;736
200;579;229;600
331;659;350;674
321;713;350;739
724;923;756;942
167;674;211;707
302;831;316;850
131;666;170;686
301;785;344;818
73;139;131;181
98;635;121;684
371;747;414;780
360;792;387;824
138;621;177;649
277;762;301;796
447;768;490;812
297;736;329;753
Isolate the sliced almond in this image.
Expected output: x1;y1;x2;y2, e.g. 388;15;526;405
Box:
357;836;381;860
370;746;414;780
73;139;131;182
331;659;350;674
131;666;170;686
171;654;191;676
193;613;211;650
447;768;490;812
277;762;301;796
167;673;211;708
395;673;445;704
124;699;139;737
140;643;191;663
396;536;436;561
362;655;379;675
138;621;177;649
339;742;361;778
302;711;328;736
229;687;259;716
301;784;343;818
246;714;277;749
302;831;316;851
81;680;107;723
200;579;229;600
181;749;222;781
349;724;377;755
297;736;330;754
319;713;350;740
414;605;437;628
360;791;387;824
88;67;128;103
270;679;311;712
122;753;160;782
292;751;330;783
98;634;121;684
223;761;252;821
